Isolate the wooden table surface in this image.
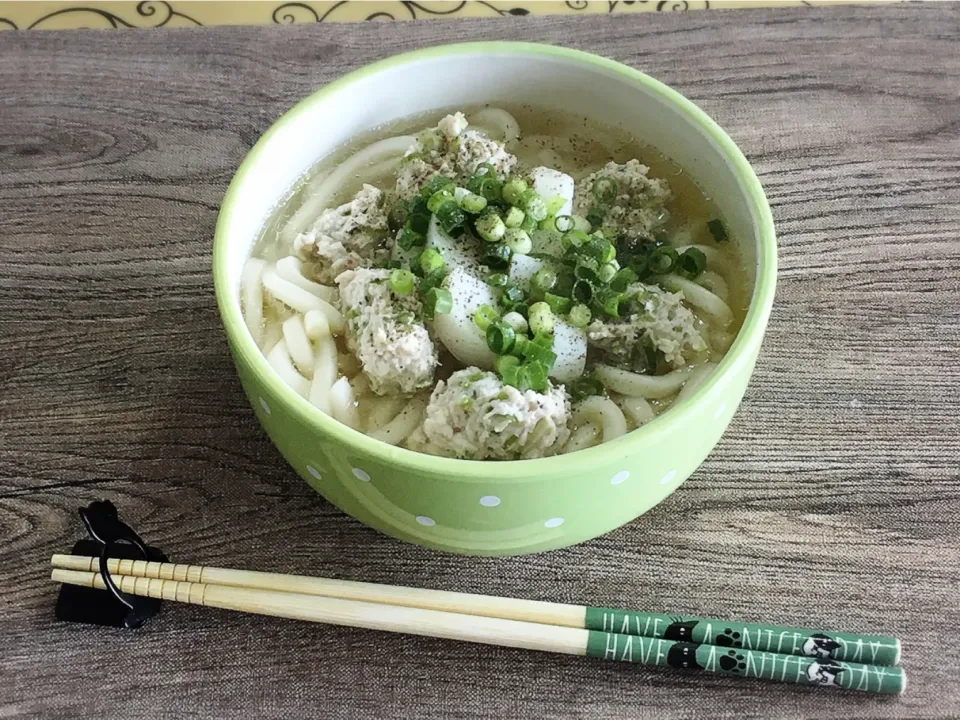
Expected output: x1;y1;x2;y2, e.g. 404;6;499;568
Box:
2;4;959;718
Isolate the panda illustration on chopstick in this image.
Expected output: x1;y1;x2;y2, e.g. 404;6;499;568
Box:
801;633;842;659
805;660;846;687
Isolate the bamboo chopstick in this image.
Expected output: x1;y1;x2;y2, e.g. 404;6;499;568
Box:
51;568;905;695
51;554;900;667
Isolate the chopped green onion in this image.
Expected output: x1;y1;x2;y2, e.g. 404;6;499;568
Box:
545;195;566;216
513;365;534;391
474;212;506;243
519;189;548;222
389;268;416;296
553;268;575;298
522;360;549;392
562;229;589;249
500;363;521;388
474;162;496;177
531;268;558;295
419;267;447;294
502;178;528;205
585;206;606;230
592;176;618;204
486;321;516;355
408;195;429;216
397;226;425;250
580;236;616;264
473;304;499;331
503;206;525;229
410;252;424;277
599;262;617;283
577;237;600;258
629;254;649;279
568;376;607;402
481;243;513;270
419;247;444;275
532;331;553;348
544;292;573;315
426;190;452;214
511;334;529;357
500;283;526;311
458;192;487;214
599;241;616;264
408;215;430;236
502;311;529;334
475;176;502;203
610;267;638;291
503;228;532;255
707;218;729;243
598;289;626;317
421;175;455;200
519;213;538;233
495;354;520;376
677;247;707;279
528;302;554;336
524;341;557;372
574;262;599;284
648;246;679;275
554;215;575;233
619;297;643;319
573;279;593;304
567;303;592;328
436;200;466;236
424;287;452;319
465;173;482;194
486;272;510;289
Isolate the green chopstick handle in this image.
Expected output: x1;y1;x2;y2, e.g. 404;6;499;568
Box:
585;631;905;695
584;608;900;666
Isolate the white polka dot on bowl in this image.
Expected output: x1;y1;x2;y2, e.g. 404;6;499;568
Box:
610;470;630;485
713;403;727;420
258;397;271;415
306;465;322;480
416;516;436;526
660;469;678;485
351;467;371;482
479;495;501;507
544;517;564;528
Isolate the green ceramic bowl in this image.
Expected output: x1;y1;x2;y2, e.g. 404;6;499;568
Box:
213;43;776;555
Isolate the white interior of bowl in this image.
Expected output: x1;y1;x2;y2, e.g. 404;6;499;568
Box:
222;50;759;302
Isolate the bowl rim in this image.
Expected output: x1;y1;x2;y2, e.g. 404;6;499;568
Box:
213;41;777;482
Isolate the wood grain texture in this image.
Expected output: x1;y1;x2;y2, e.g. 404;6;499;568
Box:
1;4;959;718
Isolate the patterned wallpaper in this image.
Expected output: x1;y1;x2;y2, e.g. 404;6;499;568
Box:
0;1;880;31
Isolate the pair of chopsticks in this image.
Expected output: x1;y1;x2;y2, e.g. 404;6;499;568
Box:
51;555;905;695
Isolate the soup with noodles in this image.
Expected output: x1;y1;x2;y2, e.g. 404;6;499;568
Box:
240;106;748;460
